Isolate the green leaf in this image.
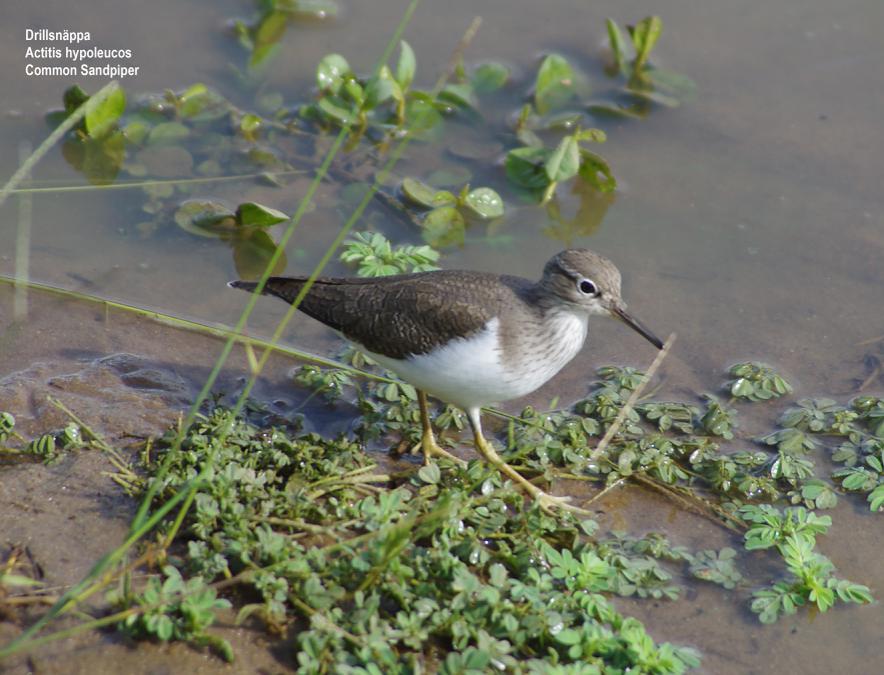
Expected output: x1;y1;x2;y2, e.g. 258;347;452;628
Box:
147;122;190;146
471;62;509;93
840;469;872;491
401;177;439;208
545;134;580;182
177;83;208;116
85;86;126;138
0;573;42;589
417;462;441;485
543;112;584;132
832;579;873;605
630;16;663;70
255;11;288;51
156;615;174;641
535;54;577;115
438;83;476;110
488;563;508;587
364;66;403;112
316;96;355;125
867;484;884;511
235;202;289;228
239;113;262;140
172;84;229;123
249;42;281;71
731;378;755;398
606;18;627;74
63;85;90;114
404;94;444;134
423;206;465;248
577;128;607;143
578;149;617;192
317;54;351;93
430;190;457;207
396;40;416;90
463;188;504;219
505;146;551;191
343;78;365;107
554;628;582;646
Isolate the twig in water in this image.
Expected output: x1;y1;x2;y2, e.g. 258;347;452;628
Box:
590;333;676;461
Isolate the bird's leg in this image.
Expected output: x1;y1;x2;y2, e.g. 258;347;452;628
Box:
413;390;466;466
466;408;589;516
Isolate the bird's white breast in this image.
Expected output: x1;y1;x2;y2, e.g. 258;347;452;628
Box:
364;311;588;410
500;307;588;400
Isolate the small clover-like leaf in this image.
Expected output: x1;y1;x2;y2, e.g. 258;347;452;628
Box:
317;53;351;93
869;484;884;511
535;53;577;115
401;177;439;208
463;187;504;219
471;62;510;93
417;463;441;485
239;113;263;140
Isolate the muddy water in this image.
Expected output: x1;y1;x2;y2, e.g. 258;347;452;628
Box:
2;0;884;672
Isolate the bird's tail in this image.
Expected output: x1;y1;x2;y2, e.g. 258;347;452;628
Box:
228;280;258;293
228;278;308;305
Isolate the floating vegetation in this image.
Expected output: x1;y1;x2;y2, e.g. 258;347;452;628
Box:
43;14;691;259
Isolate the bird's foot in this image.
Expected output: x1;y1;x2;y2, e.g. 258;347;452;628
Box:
413;430;466;467
414;389;466;467
534;491;592;517
472;434;589;515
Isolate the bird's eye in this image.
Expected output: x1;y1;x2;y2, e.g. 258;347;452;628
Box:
578;278;598;295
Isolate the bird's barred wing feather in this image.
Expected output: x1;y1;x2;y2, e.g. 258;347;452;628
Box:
230;272;528;359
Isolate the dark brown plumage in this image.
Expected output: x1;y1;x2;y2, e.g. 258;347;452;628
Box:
230;271;538;359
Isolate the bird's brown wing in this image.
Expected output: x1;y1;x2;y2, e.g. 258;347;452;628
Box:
230;271;530;359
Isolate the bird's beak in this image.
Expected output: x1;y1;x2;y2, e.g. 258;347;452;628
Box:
611;304;664;350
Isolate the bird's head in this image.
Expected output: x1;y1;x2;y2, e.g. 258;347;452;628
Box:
540;249;663;349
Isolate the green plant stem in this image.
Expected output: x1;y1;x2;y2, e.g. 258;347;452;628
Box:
3;170;305;195
591;333;675;461
0;274;397;386
14;141;32;320
47;396;114;453
0;608;140;657
632;473;745;532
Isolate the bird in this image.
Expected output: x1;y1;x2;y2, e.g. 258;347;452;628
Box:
229;248;663;512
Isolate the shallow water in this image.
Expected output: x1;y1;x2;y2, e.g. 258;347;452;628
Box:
1;0;883;672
